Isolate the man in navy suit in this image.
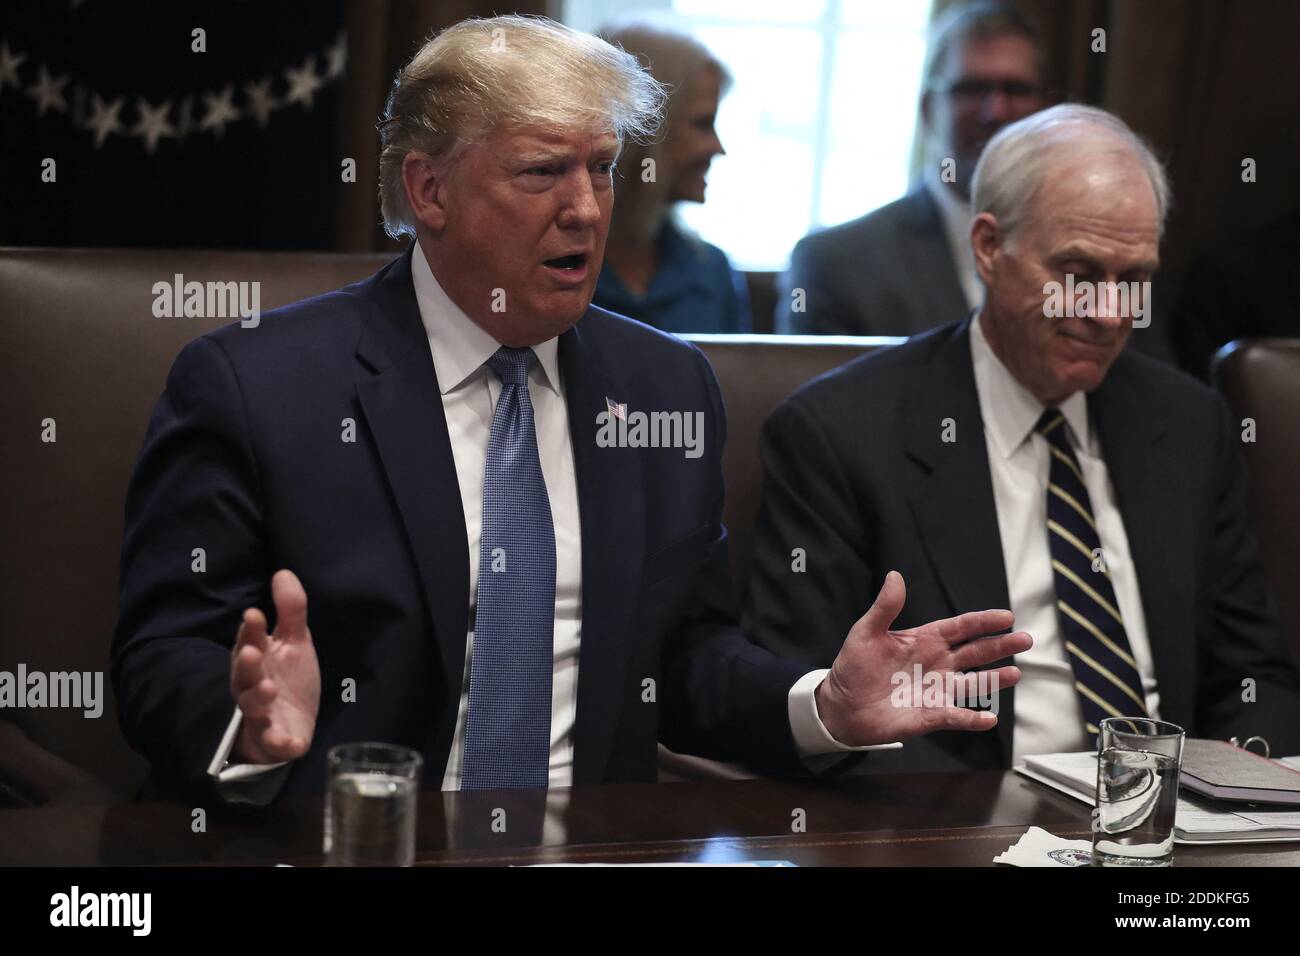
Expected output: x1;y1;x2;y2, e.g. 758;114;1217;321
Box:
110;16;1030;805
748;105;1300;773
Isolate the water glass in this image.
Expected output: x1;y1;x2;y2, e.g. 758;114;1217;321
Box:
1093;718;1185;866
324;742;422;866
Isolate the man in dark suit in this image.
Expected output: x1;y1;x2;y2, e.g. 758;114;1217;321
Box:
748;104;1300;773
110;15;1029;805
776;2;1047;336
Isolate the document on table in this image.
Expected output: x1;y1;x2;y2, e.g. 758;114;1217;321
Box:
1016;751;1300;845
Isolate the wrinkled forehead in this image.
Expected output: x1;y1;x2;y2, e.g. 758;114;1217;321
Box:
1039;157;1159;226
1014;148;1159;246
481;123;623;160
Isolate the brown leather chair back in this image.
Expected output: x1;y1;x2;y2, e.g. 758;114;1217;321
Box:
685;335;896;597
0;249;393;797
1212;339;1300;665
0;248;887;800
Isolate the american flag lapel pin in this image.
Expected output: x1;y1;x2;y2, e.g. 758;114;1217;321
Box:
606;396;627;421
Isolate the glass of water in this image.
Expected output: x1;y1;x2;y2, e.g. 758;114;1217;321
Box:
1093;718;1185;866
324;743;422;866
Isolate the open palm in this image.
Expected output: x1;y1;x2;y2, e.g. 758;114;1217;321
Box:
816;571;1032;746
230;569;321;763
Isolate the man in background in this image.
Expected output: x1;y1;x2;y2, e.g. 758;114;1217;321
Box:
776;2;1046;336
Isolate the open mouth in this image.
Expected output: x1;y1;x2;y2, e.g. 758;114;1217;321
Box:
543;253;587;271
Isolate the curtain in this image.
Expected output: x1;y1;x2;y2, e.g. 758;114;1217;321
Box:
0;1;347;248
0;0;545;251
335;0;546;252
933;0;1300;290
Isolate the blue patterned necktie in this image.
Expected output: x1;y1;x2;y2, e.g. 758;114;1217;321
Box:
460;346;556;790
1037;408;1148;741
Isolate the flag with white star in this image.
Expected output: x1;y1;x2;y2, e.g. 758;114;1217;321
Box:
1;1;348;248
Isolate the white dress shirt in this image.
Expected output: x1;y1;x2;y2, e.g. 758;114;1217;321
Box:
924;171;982;312
969;313;1161;763
209;246;886;800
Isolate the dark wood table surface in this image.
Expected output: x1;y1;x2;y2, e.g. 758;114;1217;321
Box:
3;771;1298;866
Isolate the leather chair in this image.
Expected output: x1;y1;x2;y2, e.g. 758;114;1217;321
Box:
663;334;895;781
0;248;887;804
0;249;392;804
685;334;897;599
1212;340;1300;667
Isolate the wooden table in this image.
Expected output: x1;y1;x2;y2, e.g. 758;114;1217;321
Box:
3;770;1298;867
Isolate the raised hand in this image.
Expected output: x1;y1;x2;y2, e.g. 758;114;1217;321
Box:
815;571;1032;746
230;569;321;763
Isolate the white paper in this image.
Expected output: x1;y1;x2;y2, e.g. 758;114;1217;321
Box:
994;826;1094;867
1016;751;1300;842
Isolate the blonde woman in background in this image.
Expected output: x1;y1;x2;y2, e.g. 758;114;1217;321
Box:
595;23;751;334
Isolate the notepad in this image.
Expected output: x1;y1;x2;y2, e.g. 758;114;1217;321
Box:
1016;750;1300;845
1179;738;1300;805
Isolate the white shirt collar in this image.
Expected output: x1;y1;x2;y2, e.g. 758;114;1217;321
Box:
410;242;562;396
924;166;970;233
923;169;982;311
969;311;1091;460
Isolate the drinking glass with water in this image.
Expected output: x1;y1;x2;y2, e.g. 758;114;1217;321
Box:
1093;718;1185;866
324;742;422;866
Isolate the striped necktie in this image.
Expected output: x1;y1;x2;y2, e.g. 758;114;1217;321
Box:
460;346;555;790
1036;408;1148;740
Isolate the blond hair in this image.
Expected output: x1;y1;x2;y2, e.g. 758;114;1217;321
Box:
378;15;667;239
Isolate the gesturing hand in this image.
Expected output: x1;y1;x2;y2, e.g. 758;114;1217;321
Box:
230;569;321;764
815;571;1032;746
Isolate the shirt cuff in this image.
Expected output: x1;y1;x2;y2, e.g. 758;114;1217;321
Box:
207;708;292;806
788;669;905;757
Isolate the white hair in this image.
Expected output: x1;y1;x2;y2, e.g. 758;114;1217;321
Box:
971;103;1171;239
378;15;667;239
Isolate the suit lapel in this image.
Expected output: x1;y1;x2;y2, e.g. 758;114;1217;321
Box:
352;263;649;783
904;320;1016;762
560;317;647;784
904;321;1012;616
1087;361;1189;721
353;249;470;743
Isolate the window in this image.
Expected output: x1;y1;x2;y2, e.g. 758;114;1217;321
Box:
559;0;933;271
